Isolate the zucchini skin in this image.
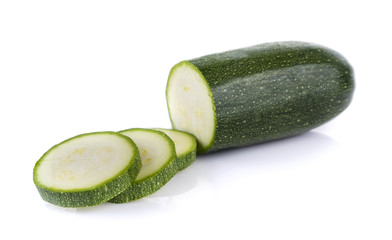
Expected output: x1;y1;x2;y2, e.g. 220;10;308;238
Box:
187;41;354;153
176;147;196;171
109;157;177;202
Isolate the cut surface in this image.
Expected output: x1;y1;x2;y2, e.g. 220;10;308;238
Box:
110;128;177;203
34;132;137;191
155;128;196;157
155;128;197;170
119;129;175;182
166;61;216;153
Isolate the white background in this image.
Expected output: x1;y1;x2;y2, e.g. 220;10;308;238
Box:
1;0;391;239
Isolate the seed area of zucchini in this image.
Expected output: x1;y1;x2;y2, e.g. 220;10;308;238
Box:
33;132;141;208
109;129;177;203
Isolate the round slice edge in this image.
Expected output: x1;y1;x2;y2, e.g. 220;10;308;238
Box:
154;128;197;171
109;128;177;203
33;131;141;208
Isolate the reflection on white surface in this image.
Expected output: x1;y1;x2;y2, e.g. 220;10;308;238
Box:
52;131;338;216
156;130;338;196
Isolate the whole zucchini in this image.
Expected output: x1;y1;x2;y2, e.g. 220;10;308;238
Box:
166;41;355;153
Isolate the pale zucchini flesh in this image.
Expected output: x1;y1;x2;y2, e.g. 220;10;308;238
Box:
33;132;141;208
109;129;177;203
166;62;216;153
155;128;197;170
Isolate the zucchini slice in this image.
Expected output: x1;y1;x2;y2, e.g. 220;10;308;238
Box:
166;41;355;153
109;128;177;203
33;132;141;208
155;128;197;171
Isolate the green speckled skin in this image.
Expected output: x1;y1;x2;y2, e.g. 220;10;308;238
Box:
176;148;196;171
188;41;355;153
109;156;177;203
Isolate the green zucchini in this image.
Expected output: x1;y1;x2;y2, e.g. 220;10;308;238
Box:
33;132;141;208
109;128;177;203
155;128;197;171
166;41;355;153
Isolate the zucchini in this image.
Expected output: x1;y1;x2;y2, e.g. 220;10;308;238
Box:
166;41;355;153
33;132;141;208
155;128;197;171
109;128;177;203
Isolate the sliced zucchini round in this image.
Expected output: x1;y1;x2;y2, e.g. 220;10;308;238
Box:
155;128;197;171
33;132;141;208
109;128;177;203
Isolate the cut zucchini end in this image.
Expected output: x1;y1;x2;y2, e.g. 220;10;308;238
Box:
33;132;141;208
166;61;216;154
155;128;197;170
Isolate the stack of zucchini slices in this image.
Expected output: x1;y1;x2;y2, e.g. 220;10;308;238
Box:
33;128;196;208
